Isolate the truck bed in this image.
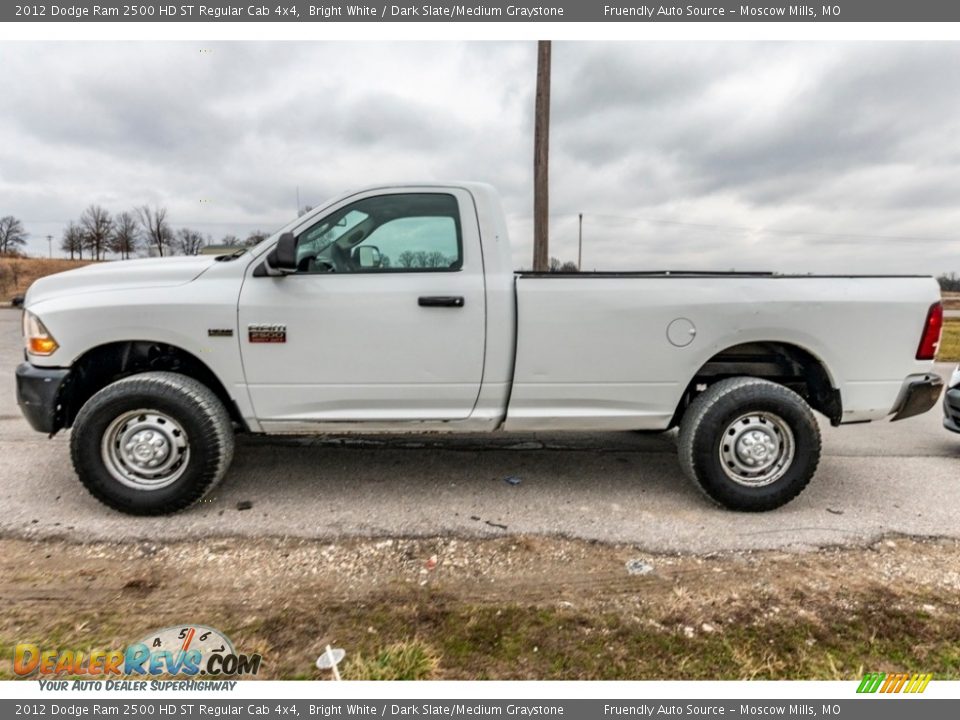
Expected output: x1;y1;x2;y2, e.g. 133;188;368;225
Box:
503;273;940;431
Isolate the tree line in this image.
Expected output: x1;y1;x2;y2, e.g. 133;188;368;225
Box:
59;205;268;260
4;211;960;281
0;208;270;260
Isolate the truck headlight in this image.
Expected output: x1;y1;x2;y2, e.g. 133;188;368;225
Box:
22;311;59;356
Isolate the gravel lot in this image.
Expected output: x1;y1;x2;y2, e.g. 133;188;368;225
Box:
2;307;959;553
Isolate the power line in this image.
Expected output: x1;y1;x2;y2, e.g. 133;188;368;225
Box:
577;212;583;270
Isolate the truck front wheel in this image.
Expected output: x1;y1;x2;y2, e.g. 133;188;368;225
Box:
70;372;234;515
678;377;821;511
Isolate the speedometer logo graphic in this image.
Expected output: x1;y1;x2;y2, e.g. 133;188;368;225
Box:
139;625;235;658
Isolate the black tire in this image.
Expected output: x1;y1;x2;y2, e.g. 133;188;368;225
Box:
678;377;821;511
70;371;234;515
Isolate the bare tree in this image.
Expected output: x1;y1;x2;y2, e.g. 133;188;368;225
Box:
137;205;173;257
110;211;140;259
174;227;206;256
548;257;578;272
938;273;960;292
244;230;269;247
80;205;113;260
0;215;28;256
220;234;241;247
396;250;453;269
426;251;451;268
61;222;84;260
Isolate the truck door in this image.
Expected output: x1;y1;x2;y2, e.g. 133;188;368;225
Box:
237;189;486;427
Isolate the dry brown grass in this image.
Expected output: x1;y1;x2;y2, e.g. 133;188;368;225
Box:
2;536;960;681
343;640;440;680
0;257;94;299
938;318;960;363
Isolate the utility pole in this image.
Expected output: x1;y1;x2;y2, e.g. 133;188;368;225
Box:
577;213;583;271
46;235;52;259
533;40;551;272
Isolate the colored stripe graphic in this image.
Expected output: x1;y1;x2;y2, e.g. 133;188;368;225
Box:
910;673;933;693
857;672;932;694
857;673;885;693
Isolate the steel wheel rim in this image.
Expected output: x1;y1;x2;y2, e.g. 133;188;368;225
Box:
101;409;190;490
718;411;795;487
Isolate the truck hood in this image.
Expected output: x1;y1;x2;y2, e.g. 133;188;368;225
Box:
25;256;218;307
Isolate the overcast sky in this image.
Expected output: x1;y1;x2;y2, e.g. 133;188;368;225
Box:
1;41;958;274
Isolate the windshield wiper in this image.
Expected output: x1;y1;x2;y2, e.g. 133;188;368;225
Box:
215;248;248;262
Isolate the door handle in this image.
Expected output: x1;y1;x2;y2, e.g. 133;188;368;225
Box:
418;295;465;308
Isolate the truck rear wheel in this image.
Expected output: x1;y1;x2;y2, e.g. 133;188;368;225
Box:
678;377;821;511
70;372;234;515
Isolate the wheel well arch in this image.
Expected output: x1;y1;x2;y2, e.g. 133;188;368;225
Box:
673;341;842;427
57;341;246;432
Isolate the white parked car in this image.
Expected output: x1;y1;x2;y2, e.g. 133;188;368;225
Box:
16;183;944;515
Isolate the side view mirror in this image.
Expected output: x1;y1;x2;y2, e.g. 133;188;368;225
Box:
354;245;381;269
265;232;298;275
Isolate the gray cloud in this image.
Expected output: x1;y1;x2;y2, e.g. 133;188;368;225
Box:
0;41;958;275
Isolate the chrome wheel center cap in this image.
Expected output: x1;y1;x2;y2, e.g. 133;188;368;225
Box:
736;430;778;468
127;429;170;467
719;411;796;488
103;410;190;490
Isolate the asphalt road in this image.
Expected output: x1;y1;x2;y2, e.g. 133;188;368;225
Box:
2;308;959;553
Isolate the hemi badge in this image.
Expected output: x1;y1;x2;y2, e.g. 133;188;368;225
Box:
248;324;287;343
208;328;233;337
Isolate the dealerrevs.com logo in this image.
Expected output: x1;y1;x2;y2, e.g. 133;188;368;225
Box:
14;625;262;678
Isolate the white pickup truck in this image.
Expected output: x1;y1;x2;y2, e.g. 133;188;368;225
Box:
16;183;944;515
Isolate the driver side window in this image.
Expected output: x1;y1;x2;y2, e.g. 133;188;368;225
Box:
295;193;463;274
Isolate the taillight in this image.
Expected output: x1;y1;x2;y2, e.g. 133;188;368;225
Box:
916;302;943;360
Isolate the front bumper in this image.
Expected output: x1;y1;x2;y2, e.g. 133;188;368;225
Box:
15;362;71;435
890;372;943;422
